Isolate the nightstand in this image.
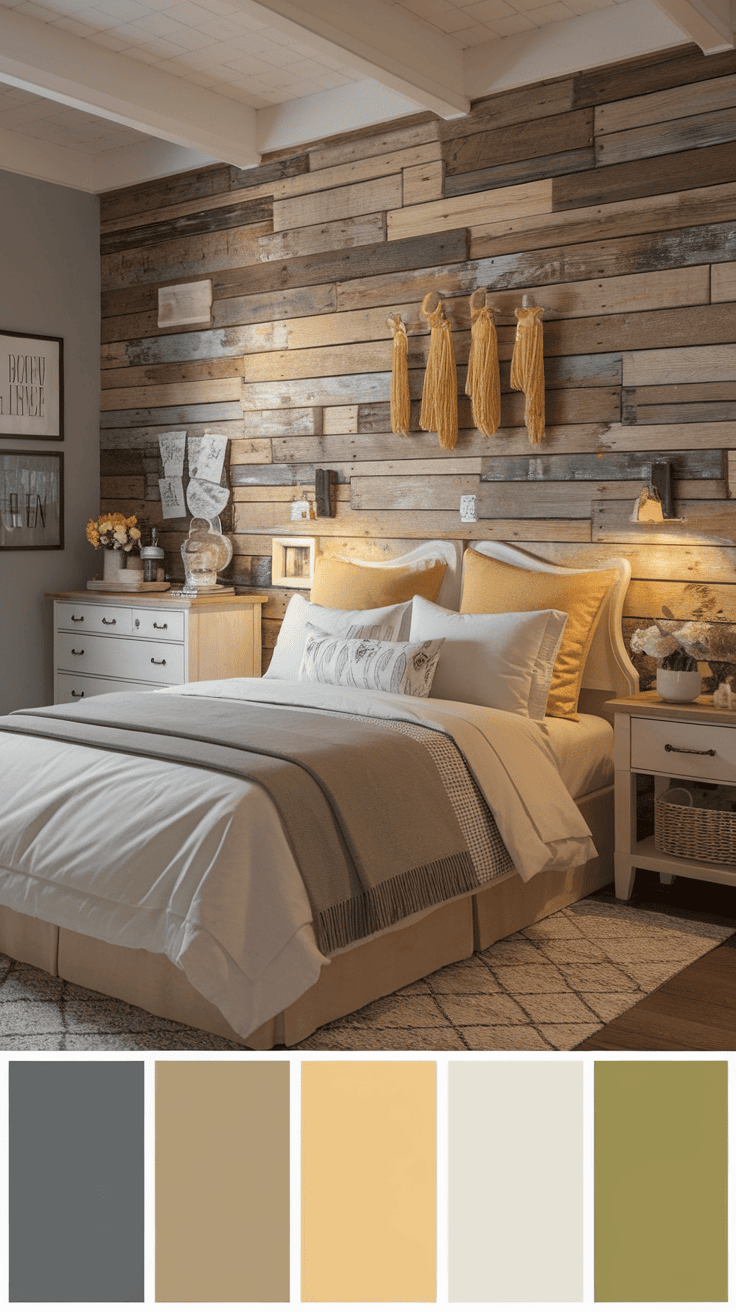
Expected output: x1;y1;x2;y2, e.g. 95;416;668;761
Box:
48;591;267;704
610;692;736;900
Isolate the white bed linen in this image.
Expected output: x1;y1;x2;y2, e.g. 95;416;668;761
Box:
541;714;614;798
0;681;597;1040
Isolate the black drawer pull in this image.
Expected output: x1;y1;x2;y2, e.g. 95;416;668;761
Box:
101;617;116;625
71;648;84;656
71;690;84;698
71;614;84;622
153;622;167;630
665;743;716;757
151;657;166;666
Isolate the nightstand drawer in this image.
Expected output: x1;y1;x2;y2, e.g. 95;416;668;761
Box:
56;674;161;703
631;716;736;784
131;608;185;641
56;602;131;636
56;634;185;684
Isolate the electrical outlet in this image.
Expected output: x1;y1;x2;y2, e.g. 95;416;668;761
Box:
460;494;477;522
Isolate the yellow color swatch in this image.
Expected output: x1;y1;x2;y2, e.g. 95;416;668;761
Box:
302;1061;436;1302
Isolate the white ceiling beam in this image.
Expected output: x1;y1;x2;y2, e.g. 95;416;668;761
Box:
0;7;259;168
252;0;469;118
651;0;735;52
465;0;689;99
93;142;218;194
257;78;427;155
0;124;94;191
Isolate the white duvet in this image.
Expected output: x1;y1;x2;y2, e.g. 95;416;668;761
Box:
0;680;596;1040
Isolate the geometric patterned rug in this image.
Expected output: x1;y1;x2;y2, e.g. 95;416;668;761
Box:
0;900;730;1052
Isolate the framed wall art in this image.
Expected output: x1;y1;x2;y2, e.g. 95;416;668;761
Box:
0;449;64;549
0;330;63;441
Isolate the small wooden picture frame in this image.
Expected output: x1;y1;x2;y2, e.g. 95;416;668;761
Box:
272;536;315;588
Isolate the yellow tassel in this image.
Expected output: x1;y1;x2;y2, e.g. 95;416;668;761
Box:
510;303;545;444
387;313;411;436
419;292;458;451
466;289;500;437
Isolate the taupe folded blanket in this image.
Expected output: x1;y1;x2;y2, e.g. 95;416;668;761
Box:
2;692;478;954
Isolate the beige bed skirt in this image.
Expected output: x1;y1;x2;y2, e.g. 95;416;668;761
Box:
0;785;613;1049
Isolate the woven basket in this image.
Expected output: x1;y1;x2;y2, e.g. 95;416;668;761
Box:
655;792;736;864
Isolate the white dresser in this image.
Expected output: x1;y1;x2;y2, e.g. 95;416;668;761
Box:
49;591;267;704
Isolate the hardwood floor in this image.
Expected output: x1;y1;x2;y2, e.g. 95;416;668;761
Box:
577;873;736;1050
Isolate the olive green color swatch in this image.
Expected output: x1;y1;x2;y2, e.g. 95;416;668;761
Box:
595;1061;727;1303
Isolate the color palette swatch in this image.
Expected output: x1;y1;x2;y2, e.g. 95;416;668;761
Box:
9;1061;144;1303
301;1060;436;1302
155;1060;290;1303
595;1060;728;1303
449;1060;584;1302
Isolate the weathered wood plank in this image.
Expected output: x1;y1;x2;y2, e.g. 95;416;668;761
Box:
256;213;384;262
271;424;610;463
624;381;736;402
240;408;321;437
101;379;242;412
100;475;145;499
444;108;593;175
593;499;736;543
595;105;736;168
626;401;736;424
480;449;722;481
99;165;231;224
213;283;337;328
351;475;480;511
99;179;282;238
234;484;350;504
232;503;590;540
101;222;273;291
309;119;439;171
728;450;736;498
213;228;469;299
444;148;595;198
242;372;396;410
102;326;279;369
101;357;243;390
600;420;736;451
241;334;466;383
100;419;245;449
710;261;736;302
553;140;736;211
478;480;721;520
323;405;359;435
573;45;736;108
231;457;486;485
624;579;736;623
544;302;736;358
596;71;736;136
472;223;736;292
622;343;736;385
470;180;736;260
100;196;273;255
403;159;444;205
100;448;146;474
440;79;574;141
100;402;244;429
386;179;551;241
271;141;441;199
228;439;272;464
356;388;620;432
272;175;402;232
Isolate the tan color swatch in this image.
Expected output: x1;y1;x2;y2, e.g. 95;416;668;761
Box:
595;1060;727;1303
156;1061;290;1303
302;1061;436;1302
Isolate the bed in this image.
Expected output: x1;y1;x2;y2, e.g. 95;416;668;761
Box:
0;541;638;1049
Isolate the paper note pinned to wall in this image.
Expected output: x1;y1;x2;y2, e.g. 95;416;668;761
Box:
187;478;230;520
159;477;186;519
157;281;212;328
158;431;186;478
189;433;228;484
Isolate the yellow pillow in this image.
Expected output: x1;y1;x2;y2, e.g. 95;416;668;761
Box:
460;548;618;720
311;556;447;610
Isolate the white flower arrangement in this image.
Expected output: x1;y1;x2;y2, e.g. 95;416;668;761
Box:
631;612;736;687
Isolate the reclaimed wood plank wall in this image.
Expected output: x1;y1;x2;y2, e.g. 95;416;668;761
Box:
99;43;736;679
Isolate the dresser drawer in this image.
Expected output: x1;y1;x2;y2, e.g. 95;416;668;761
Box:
131;608;185;642
56;633;185;684
56;673;162;703
630;716;736;784
56;602;131;636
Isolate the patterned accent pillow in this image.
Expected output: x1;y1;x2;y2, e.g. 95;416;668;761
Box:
299;626;445;698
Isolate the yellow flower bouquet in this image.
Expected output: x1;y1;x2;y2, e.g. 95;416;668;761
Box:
86;512;142;552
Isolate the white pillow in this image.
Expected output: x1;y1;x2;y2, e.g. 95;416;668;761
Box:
409;595;568;719
264;594;412;682
299;626;444;697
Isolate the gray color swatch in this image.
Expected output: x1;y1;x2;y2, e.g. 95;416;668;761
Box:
9;1061;144;1303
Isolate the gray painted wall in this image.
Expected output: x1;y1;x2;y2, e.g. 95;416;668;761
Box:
0;170;100;714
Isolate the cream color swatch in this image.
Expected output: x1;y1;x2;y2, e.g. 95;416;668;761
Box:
302;1061;436;1302
156;1061;290;1303
449;1061;583;1302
